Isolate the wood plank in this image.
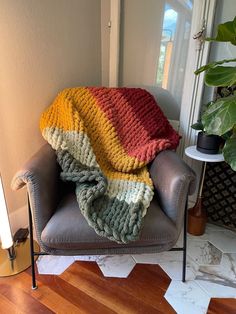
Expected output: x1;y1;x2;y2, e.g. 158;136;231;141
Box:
0;272;81;314
0;293;25;314
60;261;175;313
34;272;116;314
0;282;53;314
76;262;175;313
207;298;236;314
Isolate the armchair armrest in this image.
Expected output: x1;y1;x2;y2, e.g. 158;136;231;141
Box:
149;150;196;229
11;144;60;240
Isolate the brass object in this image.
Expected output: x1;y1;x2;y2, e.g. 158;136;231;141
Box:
0;239;39;277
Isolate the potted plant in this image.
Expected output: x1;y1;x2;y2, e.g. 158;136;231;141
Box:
192;16;236;170
192;110;222;155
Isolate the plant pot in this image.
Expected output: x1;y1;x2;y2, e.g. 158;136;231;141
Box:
196;131;221;154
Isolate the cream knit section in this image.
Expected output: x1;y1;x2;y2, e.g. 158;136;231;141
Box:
42;127;99;168
105;179;154;217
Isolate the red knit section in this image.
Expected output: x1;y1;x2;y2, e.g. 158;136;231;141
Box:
88;87;180;163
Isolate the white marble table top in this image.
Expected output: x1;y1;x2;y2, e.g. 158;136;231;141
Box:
185;146;224;162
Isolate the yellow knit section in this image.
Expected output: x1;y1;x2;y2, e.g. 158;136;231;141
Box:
40;88;153;187
99;156;152;187
40;88;85;132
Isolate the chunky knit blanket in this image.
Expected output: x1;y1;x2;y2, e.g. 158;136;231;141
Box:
40;87;179;243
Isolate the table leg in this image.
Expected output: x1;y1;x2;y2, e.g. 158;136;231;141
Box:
199;161;207;198
187;162;207;236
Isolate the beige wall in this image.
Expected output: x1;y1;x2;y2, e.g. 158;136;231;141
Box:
0;0;101;213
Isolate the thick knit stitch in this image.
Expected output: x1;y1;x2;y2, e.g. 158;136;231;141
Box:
40;87;180;243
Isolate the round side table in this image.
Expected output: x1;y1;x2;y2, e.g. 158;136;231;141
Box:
185;146;224;235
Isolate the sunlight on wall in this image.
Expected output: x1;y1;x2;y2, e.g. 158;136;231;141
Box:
0;0;101;214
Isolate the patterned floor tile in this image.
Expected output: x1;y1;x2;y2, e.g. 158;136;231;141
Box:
187;239;222;265
195;253;236;297
159;261;195;281
132;251;183;264
132;251;198;281
96;255;136;278
195;278;236;298
36;255;75;275
74;255;99;262
207;230;236;253
165;280;211;314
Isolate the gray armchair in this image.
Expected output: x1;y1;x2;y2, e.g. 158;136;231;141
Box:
12;144;196;289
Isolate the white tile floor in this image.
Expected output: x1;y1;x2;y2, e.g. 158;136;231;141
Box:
36;223;236;314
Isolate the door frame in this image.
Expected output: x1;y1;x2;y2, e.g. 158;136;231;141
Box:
108;0;121;87
178;0;216;157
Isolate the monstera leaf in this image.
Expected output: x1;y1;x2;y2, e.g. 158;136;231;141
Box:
202;94;236;135
223;138;236;171
206;16;236;45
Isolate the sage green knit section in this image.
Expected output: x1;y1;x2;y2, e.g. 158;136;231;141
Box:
57;149;143;243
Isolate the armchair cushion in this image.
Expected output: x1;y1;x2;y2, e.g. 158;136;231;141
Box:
41;192;177;252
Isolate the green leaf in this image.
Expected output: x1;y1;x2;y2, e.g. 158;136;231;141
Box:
223;138;236;171
206;16;236;45
191;122;204;130
205;66;236;87
194;58;236;75
202;94;236;135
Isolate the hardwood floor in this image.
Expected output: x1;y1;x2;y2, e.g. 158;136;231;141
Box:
0;261;235;313
207;298;236;314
